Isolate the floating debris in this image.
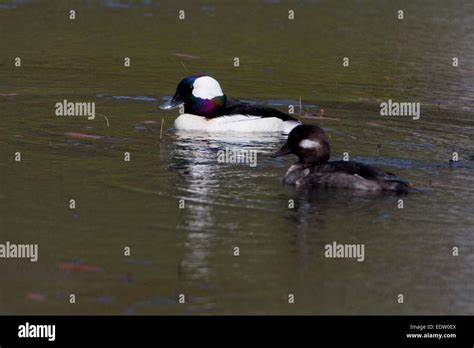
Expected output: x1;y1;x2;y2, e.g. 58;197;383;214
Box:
366;121;385;127
174;53;200;59
59;262;103;273
299;114;321;119
27;292;46;302
64;132;105;140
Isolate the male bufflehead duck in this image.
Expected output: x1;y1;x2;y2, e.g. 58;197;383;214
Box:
159;75;301;133
273;125;412;193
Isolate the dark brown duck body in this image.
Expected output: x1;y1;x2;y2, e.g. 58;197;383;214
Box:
282;161;411;192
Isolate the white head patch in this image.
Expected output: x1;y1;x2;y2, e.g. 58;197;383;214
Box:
299;139;321;149
192;76;224;100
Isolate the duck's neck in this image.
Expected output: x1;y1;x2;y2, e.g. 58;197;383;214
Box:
185;95;227;117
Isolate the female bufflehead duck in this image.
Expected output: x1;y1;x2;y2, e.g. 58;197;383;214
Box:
159;75;300;133
273;125;412;193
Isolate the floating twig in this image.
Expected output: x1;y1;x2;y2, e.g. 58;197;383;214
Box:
97;113;110;128
181;61;189;73
160;117;164;140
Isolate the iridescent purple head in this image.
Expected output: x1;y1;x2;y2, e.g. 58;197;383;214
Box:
160;75;227;117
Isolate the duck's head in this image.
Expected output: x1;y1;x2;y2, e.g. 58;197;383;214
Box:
159;75;227;116
272;124;330;165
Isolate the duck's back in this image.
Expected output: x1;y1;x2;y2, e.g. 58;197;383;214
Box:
283;161;411;192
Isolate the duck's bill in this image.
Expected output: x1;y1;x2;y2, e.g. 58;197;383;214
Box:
272;142;291;157
159;98;183;110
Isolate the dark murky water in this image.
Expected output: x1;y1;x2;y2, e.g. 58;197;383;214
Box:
0;0;473;314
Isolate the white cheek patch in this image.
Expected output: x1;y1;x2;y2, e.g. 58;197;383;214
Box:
299;139;321;149
192;76;224;100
